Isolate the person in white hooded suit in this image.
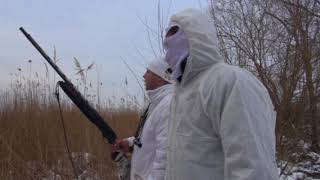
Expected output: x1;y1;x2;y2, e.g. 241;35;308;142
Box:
163;9;279;180
114;57;174;180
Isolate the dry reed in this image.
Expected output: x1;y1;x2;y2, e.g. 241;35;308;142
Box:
0;58;140;180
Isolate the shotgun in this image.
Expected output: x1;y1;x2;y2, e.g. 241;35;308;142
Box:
19;27;117;144
19;27;130;180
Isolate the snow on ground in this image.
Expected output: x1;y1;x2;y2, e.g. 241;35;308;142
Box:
279;152;320;180
26;152;117;180
24;151;320;179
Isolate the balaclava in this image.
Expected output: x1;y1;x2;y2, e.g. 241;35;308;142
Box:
163;21;189;81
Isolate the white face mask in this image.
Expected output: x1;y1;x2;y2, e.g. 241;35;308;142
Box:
163;22;189;80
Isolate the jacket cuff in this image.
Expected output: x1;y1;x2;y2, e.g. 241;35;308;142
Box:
126;137;135;147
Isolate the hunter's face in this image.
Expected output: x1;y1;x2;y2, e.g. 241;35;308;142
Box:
143;69;163;91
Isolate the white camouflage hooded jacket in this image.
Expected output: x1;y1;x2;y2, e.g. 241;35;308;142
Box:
165;9;278;180
129;84;174;180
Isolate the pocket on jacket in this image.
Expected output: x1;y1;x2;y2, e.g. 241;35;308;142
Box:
175;133;221;167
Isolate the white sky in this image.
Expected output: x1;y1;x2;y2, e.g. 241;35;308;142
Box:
0;0;208;102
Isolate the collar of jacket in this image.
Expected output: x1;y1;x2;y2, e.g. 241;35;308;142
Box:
170;9;224;87
146;84;174;111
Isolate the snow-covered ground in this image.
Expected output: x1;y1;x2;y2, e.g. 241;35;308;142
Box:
279;152;320;180
24;151;320;180
26;152;118;180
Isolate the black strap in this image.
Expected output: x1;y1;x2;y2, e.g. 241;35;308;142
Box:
133;104;150;147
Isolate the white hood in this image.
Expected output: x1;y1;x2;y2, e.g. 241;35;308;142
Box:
170;8;223;85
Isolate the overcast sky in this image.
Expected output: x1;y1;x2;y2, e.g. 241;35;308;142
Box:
0;0;208;102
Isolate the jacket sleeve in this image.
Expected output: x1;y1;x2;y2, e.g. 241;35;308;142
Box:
213;74;277;180
147;97;170;180
125;136;135;147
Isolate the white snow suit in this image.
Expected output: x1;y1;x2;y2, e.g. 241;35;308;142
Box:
129;84;174;180
165;9;278;180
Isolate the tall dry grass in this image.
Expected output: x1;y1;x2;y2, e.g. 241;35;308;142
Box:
0;59;140;179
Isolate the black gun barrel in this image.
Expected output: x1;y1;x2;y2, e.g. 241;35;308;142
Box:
19;27;117;144
58;81;117;144
19;27;70;84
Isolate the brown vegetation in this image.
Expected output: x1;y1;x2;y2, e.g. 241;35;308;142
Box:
0;59;139;179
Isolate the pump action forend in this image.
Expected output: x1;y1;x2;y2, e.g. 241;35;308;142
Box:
19;27;117;144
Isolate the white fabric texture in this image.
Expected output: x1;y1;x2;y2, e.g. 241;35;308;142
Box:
163;22;189;80
147;56;174;83
164;9;278;180
126;136;135;147
130;84;174;180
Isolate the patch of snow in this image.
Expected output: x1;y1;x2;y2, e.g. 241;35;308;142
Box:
279;151;320;180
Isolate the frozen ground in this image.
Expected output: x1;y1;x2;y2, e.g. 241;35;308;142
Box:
24;151;320;180
279;152;320;180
